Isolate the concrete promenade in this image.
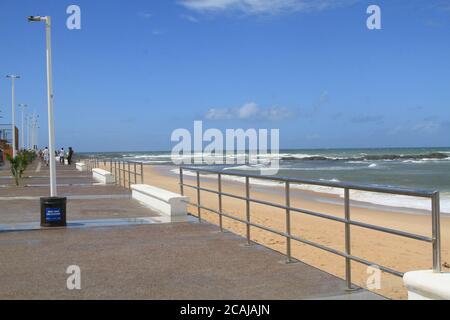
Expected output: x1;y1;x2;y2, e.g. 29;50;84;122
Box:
0;160;384;299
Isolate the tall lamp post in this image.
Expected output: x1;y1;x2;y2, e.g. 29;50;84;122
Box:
24;113;29;150
27;112;34;150
36;125;40;149
28;15;57;197
29;15;66;228
31;114;39;150
18;103;28;150
6;75;20;157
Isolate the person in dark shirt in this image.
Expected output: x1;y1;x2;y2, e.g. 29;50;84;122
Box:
67;147;74;165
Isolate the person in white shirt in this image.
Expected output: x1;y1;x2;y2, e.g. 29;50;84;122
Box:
43;147;49;166
59;148;65;164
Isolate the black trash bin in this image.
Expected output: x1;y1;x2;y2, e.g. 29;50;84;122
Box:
40;197;67;227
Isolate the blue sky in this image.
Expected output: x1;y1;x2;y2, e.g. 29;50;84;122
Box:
0;0;449;152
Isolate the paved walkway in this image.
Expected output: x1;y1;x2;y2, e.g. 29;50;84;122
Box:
0;160;385;300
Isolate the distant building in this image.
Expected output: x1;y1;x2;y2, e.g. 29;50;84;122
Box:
0;124;18;162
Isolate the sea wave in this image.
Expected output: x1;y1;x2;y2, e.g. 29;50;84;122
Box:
281;152;450;162
223;164;267;171
91;151;450;165
172;168;450;214
229;165;379;172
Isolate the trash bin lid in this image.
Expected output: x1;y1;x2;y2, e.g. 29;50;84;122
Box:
40;196;67;204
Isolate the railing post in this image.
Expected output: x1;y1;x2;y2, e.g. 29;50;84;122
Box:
122;161;126;187
118;161;122;185
179;167;184;195
114;160;117;184
218;173;223;232
285;181;292;263
110;159;112;173
134;162;137;184
245;176;251;245
196;171;201;222
432;192;442;273
128;162;131;189
344;188;353;290
140;162;144;184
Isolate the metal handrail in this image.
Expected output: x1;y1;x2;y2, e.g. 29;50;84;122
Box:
82;158;144;189
179;166;442;289
109;159;144;189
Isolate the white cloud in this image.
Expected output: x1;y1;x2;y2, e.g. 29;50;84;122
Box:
178;0;357;15
138;11;153;19
388;120;444;135
413;121;441;134
152;29;164;36
237;102;260;118
205;107;235;120
181;14;200;22
205;102;291;120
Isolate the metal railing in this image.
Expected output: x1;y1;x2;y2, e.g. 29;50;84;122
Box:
179;166;442;289
109;159;144;189
83;158;99;172
83;158;144;189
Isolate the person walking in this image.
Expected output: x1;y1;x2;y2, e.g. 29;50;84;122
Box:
59;148;65;164
43;147;49;167
67;147;74;165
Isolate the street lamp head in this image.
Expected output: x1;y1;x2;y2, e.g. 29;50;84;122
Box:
6;74;20;79
28;16;44;22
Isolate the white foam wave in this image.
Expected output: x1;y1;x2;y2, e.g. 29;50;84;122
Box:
141;160;172;164
402;160;425;164
172;169;450;213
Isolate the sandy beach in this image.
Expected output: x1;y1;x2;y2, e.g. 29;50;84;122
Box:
124;164;450;300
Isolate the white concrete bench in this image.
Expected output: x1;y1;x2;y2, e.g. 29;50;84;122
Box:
92;168;115;184
403;270;450;300
76;162;87;172
131;184;189;217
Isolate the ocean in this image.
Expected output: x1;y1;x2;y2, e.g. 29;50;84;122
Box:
79;147;450;213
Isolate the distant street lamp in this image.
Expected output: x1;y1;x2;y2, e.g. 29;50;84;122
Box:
36;126;40;149
0;110;3;140
28;15;57;196
18;103;28;150
6;74;20;157
27;113;33;150
25;113;30;150
31;114;39;150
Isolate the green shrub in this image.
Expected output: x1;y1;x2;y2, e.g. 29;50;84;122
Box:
6;151;35;186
